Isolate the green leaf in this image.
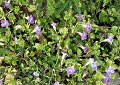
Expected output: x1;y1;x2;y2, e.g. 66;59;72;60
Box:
7;13;16;22
99;10;108;23
110;74;116;79
72;0;81;12
64;11;72;21
0;7;4;19
59;27;68;36
96;81;106;85
46;0;55;17
34;43;44;51
68;48;72;54
65;59;76;66
64;38;70;49
28;5;36;12
5;74;15;85
77;48;82;56
94;71;103;80
14;6;20;14
111;26;118;33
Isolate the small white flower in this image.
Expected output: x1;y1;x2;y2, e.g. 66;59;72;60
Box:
51;22;57;31
33;71;39;77
61;52;67;65
61;52;67;60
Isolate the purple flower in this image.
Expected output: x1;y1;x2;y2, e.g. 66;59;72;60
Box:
53;81;60;85
106;67;114;75
66;66;75;74
104;36;113;45
84;22;92;32
0;80;2;85
77;32;87;41
84;46;88;53
87;58;98;71
79;45;88;53
77;13;83;21
90;61;98;71
81;31;87;40
102;75;110;84
32;25;42;36
88;58;94;64
28;15;34;24
33;71;39;77
4;1;10;8
1;20;9;27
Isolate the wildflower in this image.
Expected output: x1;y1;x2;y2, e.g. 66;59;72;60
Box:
53;81;60;85
90;61;98;71
87;58;94;64
51;22;56;31
66;66;75;74
86;58;98;71
28;15;34;24
77;31;87;41
103;36;113;45
83;46;88;53
33;71;39;77
81;32;87;40
79;45;88;53
61;52;67;65
0;79;2;85
1;20;9;27
102;74;110;84
84;22;92;32
4;1;10;8
106;66;114;75
32;25;42;36
61;52;67;61
77;13;83;21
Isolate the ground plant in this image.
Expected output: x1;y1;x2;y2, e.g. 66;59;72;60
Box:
0;0;120;85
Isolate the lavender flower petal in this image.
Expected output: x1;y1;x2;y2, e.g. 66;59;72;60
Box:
87;58;94;65
85;22;92;32
107;36;114;45
90;61;98;71
1;20;9;27
81;31;87;40
84;46;88;53
5;1;10;8
0;80;2;85
53;81;60;85
28;15;34;24
106;67;114;75
66;66;75;74
102;75;110;84
33;25;42;36
77;13;83;21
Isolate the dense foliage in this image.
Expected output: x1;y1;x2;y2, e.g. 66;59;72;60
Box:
0;0;120;85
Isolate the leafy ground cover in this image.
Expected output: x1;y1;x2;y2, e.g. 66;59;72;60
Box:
0;0;120;85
